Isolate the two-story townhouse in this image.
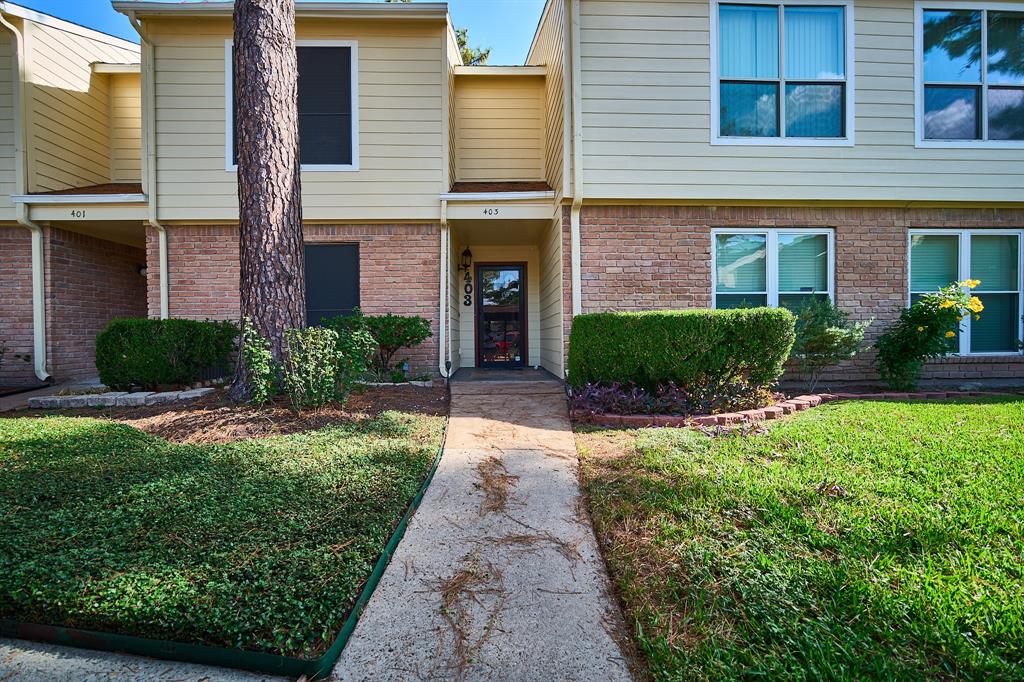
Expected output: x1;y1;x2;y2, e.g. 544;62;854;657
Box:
529;0;1024;384
0;2;146;390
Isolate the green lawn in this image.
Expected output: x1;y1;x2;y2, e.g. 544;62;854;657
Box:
0;411;445;659
577;398;1024;681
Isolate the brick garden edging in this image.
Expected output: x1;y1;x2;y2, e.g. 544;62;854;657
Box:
28;388;216;410
570;390;1021;429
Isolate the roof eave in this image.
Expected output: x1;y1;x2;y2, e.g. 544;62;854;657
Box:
112;2;449;20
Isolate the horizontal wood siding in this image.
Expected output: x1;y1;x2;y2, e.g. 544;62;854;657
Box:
539;216;564;376
0;28;15;220
150;17;445;222
26;21;137;193
110;72;141;183
579;0;1024;202
527;0;569;197
454;75;546;182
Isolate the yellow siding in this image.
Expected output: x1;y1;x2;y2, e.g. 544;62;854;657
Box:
0;27;15;220
579;0;1024;203
447;30;460;190
149;17;446;222
538;216;563;377
109;72;141;183
527;0;570;197
25;21;137;192
453;75;546;182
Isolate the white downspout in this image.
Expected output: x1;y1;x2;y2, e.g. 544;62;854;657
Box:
569;0;584;317
439;200;449;378
126;11;169;319
0;9;50;382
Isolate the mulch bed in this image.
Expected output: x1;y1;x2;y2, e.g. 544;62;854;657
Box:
12;385;448;444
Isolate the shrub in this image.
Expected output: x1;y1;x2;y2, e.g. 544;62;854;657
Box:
96;318;238;390
323;313;377;400
875;280;984;391
792;298;872;391
363;313;432;379
239;318;276;406
281;327;340;412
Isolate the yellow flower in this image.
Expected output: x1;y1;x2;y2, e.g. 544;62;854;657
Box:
939;300;956;309
917;326;925;332
968;296;984;313
975;314;981;321
945;331;956;338
965;279;981;289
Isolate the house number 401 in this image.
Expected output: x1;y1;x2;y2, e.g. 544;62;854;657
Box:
70;209;86;218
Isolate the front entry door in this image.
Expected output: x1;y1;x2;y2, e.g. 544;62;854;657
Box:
477;264;526;368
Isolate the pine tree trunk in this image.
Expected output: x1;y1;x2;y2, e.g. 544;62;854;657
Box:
229;0;305;402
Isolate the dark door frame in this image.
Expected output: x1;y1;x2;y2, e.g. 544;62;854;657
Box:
475;262;528;368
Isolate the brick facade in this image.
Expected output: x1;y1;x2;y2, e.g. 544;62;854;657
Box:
0;227;36;387
570;205;1024;385
147;223;442;376
45;227;148;380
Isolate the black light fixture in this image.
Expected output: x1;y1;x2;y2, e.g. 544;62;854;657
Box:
460;247;473;271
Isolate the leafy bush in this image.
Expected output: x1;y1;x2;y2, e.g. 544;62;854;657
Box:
96;318;238;390
281;327;340;412
875;280;984;391
567;309;796;398
792;297;872;391
362;313;432;379
320;309;378;394
239;318;276;406
570;380;771;416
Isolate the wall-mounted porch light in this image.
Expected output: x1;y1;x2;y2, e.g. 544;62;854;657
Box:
459;247;473;271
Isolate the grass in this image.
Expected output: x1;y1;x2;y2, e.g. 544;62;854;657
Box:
0;410;445;659
577;398;1024;681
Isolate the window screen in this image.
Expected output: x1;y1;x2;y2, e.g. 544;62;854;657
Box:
305;244;360;326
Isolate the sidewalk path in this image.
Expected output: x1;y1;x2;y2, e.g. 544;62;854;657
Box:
332;379;633;681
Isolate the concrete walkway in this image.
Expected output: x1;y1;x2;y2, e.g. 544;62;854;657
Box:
332;379;632;681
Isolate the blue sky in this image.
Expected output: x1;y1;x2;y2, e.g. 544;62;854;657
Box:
24;0;547;64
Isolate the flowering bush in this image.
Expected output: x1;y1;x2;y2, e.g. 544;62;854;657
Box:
569;380;772;417
875;279;984;391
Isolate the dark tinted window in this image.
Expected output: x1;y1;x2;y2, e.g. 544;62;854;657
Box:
232;46;353;165
305;244;359;326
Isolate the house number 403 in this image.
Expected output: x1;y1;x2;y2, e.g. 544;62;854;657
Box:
463;270;473;306
482;207;499;216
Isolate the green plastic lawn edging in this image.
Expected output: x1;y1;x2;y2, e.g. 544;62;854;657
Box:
1;416;450;680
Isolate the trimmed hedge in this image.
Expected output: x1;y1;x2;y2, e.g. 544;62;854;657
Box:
96;318;238;390
567;308;796;390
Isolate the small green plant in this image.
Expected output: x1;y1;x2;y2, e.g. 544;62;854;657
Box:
362;314;432;379
281;327;341;413
875;279;984;391
327;314;377;400
792;297;872;391
239;318;276;406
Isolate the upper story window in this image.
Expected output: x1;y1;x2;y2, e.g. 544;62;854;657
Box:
713;228;834;310
712;0;854;146
916;3;1024;147
226;41;359;171
909;230;1023;353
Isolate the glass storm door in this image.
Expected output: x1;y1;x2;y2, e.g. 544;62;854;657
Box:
477;265;525;368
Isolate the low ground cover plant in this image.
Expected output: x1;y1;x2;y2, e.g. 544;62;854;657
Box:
568;309;795;415
96;318;238;390
578;397;1024;680
791;297;871;391
0;411;445;658
876;280;984;390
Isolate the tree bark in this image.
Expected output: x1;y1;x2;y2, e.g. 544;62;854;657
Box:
229;0;305;402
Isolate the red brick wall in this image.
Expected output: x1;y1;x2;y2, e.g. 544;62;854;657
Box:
147;223;442;375
571;205;1024;385
46;227;148;380
0;227;37;386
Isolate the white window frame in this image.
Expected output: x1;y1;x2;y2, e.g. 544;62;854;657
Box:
709;0;856;147
224;39;360;172
908;229;1024;355
711;227;835;307
914;1;1024;149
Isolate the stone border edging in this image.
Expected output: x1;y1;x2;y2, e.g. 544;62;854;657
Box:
28;388;216;410
570;390;1020;428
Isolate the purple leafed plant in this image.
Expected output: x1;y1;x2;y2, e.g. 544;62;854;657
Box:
569;380;772;417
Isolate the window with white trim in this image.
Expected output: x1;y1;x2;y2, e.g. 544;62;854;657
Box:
713;229;834;310
226;41;359;170
909;230;1023;354
917;4;1024;144
713;0;853;143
